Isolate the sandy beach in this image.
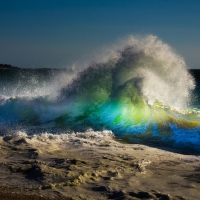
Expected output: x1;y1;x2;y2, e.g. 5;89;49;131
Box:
0;131;199;200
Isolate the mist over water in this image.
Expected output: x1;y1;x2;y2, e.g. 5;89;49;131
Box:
0;35;199;154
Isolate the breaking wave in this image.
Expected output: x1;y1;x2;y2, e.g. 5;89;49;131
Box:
0;35;199;153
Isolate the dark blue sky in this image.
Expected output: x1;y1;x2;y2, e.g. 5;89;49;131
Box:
0;0;200;68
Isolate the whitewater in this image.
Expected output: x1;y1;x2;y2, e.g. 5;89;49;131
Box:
0;35;199;153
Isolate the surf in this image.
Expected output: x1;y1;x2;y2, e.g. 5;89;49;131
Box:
0;35;199;153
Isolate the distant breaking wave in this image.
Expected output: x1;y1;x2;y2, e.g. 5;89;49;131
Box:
0;35;199;153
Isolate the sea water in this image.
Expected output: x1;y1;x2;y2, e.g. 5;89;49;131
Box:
0;35;199;154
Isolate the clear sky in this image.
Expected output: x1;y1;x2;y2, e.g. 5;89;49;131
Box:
0;0;200;68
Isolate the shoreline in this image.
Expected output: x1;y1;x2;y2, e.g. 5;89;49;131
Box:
0;132;200;199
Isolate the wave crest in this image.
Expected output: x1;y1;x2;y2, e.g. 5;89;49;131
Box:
60;35;195;109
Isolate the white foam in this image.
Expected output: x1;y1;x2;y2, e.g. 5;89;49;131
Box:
4;129;114;144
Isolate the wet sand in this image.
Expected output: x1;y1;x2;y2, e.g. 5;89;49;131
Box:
0;132;200;200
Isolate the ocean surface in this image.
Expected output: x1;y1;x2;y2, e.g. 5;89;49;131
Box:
0;36;200;154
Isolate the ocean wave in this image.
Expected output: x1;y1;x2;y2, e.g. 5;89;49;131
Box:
0;35;199;151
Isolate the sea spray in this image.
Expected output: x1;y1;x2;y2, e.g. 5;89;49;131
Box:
0;35;199;153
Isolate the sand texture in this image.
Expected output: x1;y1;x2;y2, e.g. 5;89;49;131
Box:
0;132;200;200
